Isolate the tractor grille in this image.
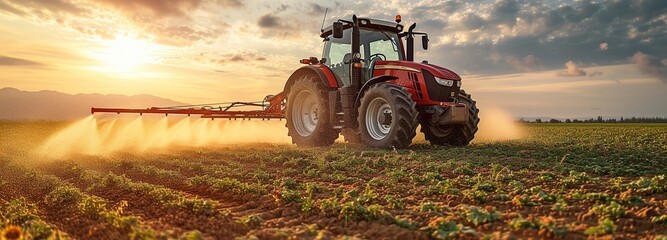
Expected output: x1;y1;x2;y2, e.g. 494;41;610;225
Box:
422;70;460;102
408;72;424;100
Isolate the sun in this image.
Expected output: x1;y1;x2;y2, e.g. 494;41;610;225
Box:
92;33;159;72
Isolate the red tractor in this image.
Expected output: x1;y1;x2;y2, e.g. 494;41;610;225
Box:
92;15;479;149
282;15;479;148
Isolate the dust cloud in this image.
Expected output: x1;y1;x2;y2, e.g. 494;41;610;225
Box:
37;115;291;158
37;104;523;158
411;104;525;143
472;104;525;142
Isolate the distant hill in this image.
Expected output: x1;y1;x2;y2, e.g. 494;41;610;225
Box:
0;88;187;120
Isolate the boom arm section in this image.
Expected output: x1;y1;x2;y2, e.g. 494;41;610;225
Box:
91;92;286;120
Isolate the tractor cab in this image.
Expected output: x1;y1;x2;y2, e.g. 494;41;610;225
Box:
320;16;429;86
322;22;403;86
320;18;405;86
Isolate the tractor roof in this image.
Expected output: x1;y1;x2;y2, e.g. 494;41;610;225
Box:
320;17;404;38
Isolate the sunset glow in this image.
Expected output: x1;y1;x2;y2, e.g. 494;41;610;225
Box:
0;0;665;118
90;34;161;72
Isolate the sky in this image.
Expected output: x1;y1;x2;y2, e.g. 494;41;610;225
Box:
0;0;665;118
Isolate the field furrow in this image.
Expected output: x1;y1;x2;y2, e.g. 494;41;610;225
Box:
52;157;432;238
37;161;247;239
0;161;163;239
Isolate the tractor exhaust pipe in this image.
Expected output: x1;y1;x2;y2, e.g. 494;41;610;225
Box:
406;23;416;62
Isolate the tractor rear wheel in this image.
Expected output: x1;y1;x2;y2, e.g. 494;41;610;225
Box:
358;83;418;149
421;90;480;146
285;77;338;146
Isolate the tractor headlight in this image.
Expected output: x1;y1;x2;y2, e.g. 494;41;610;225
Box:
457;81;462;87
434;77;454;87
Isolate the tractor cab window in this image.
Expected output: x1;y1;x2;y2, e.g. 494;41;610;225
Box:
369;38;400;61
322;27;401;86
361;29;402;81
323;28;364;87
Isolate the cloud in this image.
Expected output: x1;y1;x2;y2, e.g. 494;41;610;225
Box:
599;42;608;51
557;61;587;77
91;0;239;18
490;0;519;27
0;55;41;66
213;51;267;65
630;52;667;83
308;3;326;16
415;0;667;75
258;14;281;29
589;71;603;77
411;0;463;16
4;0;91;16
91;0;203;18
216;0;243;8
505;55;541;72
461;13;486;30
133;19;226;46
0;0;242;47
255;13;308;39
0;1;25;16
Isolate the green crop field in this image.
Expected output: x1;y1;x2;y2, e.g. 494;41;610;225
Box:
1;121;666;239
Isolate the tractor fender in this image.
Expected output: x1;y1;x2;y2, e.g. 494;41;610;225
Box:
354;75;399;108
283;65;338;93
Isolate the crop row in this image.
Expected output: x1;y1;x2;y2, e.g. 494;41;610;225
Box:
41;161;247;238
1;198;59;239
0;160;182;239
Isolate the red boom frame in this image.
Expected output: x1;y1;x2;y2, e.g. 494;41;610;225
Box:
91;92;286;120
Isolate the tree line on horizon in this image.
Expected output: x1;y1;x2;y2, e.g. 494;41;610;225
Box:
519;116;667;123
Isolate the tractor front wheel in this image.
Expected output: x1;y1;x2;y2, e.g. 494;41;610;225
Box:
358;83;418;149
285;77;338;146
421;90;480;146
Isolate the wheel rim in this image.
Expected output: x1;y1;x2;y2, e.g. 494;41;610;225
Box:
292;90;318;137
365;97;392;140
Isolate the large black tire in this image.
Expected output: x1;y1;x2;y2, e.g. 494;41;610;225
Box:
285;76;339;146
358;83;418;149
421;90;480;146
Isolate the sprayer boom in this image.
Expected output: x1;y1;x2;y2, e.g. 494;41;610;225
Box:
91;92;285;120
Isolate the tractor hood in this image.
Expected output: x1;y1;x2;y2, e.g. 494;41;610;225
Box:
376;61;461;81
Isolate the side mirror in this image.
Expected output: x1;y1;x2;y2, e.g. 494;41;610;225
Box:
422;35;429;50
333;22;344;39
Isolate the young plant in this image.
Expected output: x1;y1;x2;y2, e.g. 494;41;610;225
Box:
584;218;616;236
316;196;341;215
589;201;625;220
509;214;538;230
457;205;502;226
561;171;598;188
44;185;83;206
511;194;538;207
384;195;405;210
652;215;667;224
419;201;440;213
462;189;487;203
422;217;479;240
235;214;263;229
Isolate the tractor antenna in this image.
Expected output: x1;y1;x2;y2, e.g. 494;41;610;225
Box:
320;8;328;33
